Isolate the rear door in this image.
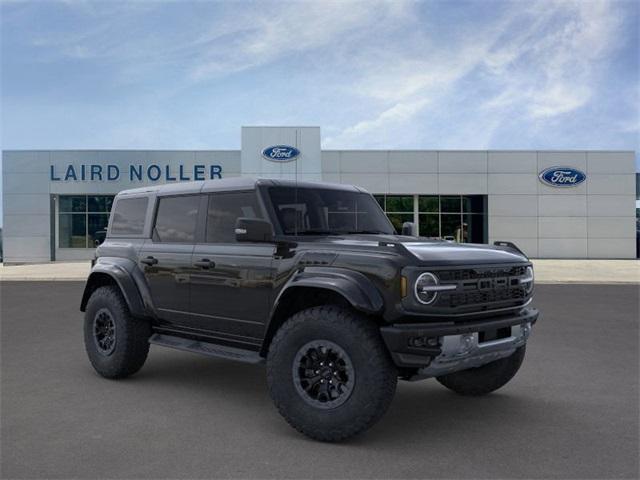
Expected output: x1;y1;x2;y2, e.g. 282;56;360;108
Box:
189;190;275;346
138;194;201;326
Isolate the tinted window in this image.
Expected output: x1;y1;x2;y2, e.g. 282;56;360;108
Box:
154;195;200;243
206;192;261;243
110;197;148;236
268;187;395;235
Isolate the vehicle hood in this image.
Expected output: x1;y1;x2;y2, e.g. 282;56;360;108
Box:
400;240;528;265
301;234;529;266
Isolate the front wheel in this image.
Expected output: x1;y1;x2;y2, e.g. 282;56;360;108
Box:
266;305;397;442
436;345;526;396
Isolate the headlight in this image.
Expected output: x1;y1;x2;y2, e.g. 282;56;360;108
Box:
522;266;534;294
414;272;455;305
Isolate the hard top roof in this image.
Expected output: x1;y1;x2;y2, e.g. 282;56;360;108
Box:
116;177;364;197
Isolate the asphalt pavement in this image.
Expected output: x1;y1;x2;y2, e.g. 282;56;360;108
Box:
1;282;638;479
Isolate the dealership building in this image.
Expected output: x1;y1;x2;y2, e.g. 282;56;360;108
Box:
2;126;637;263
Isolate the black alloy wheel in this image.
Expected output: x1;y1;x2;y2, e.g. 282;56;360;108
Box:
93;308;117;356
293;340;355;409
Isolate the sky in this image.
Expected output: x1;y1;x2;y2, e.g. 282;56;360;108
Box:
1;0;639;225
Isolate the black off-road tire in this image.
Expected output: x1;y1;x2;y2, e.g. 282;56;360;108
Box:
266;305;397;442
84;285;151;379
436;345;526;396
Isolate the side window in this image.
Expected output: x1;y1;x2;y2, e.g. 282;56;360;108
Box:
110;197;148;236
153;195;200;243
206;191;261;243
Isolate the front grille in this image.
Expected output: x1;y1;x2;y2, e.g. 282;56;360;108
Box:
438;265;527;282
446;286;527;307
435;265;530;309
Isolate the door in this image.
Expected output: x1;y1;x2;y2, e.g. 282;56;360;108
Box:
189;191;275;345
138;194;201;326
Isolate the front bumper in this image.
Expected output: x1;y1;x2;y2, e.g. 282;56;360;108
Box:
380;307;538;378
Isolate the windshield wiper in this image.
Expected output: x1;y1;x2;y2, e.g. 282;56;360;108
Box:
347;230;390;234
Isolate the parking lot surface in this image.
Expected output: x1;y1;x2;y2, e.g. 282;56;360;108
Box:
1;282;638;479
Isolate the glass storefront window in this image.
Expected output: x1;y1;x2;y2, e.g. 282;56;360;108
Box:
59;196;86;213
441;214;462;241
59;214;87;248
440;196;461;213
386;213;414;234
88;196;114;213
88;214;110;247
378;194;487;243
418;196;439;213
418;214;439;237
58;195;115;248
462;195;486;214
385;196;413;213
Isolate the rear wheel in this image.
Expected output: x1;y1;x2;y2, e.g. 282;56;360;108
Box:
84;286;150;379
267;305;397;442
436;345;526;396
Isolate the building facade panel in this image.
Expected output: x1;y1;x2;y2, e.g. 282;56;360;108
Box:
339;151;388;173
438;151;487;173
488;174;538;194
488;151;537;173
388;151;438;173
2;237;50;263
488;217;538;238
388;174;438;194
3;172;50;194
1;128;636;262
538;238;588;258
587;195;636;217
587;217;636;238
538;151;587;172
586;174;636;195
438;174;487;194
586;152;635;174
488;195;538;217
3;214;50;237
587;238;636;258
538;217;588;238
340;173;389;193
538;195;587;217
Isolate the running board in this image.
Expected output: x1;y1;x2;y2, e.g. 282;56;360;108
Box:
149;333;264;364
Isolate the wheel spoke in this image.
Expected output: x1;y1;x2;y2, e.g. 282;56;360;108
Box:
293;340;355;409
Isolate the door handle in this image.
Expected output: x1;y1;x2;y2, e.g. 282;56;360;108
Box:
194;258;215;269
141;256;158;266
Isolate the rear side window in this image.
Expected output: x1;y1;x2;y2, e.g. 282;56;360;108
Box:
206;191;261;243
110;197;148;236
153;195;200;243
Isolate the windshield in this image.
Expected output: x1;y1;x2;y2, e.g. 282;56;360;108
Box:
268;186;395;236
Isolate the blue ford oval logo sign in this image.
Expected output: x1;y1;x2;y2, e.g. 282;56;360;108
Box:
538;166;586;187
261;145;300;162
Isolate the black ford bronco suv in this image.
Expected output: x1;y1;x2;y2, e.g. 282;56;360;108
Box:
81;177;538;441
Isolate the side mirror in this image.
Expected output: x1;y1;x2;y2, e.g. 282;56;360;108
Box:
401;222;415;236
235;217;274;243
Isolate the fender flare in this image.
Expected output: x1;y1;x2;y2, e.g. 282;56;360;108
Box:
271;266;385;317
80;258;148;318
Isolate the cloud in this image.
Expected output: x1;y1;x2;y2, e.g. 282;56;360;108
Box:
325;0;629;147
2;0;637;155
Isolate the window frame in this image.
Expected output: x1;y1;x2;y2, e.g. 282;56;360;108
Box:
375;193;488;243
150;193;203;244
107;195;150;239
58;194;115;248
202;189;264;244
